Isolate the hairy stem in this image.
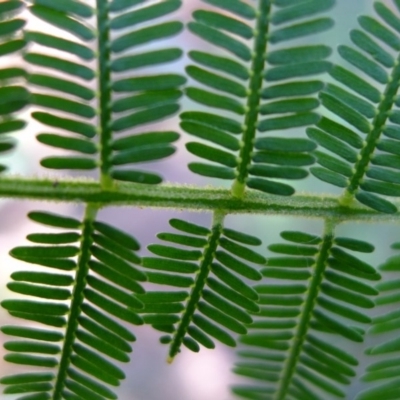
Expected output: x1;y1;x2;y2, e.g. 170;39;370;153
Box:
96;0;114;190
340;55;400;206
52;204;98;399
167;210;225;362
274;218;336;400
231;0;271;198
1;177;400;222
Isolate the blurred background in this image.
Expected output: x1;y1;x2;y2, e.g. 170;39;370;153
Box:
1;1;399;399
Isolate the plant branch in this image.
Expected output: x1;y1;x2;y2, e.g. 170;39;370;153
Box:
167;210;225;362
96;0;114;190
274;218;335;400
1;176;400;221
52;203;98;399
231;0;271;198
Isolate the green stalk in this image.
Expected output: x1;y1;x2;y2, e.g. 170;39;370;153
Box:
340;54;400;206
52;204;98;399
273;218;336;400
167;210;225;362
1;177;399;222
231;0;271;198
96;0;114;190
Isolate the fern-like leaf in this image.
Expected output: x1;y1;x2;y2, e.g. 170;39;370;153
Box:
309;0;400;214
182;0;334;198
140;213;265;361
25;0;185;188
0;207;145;399
356;241;400;400
232;223;379;400
0;0;27;173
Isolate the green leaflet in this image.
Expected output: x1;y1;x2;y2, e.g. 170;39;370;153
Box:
272;0;335;25
30;0;93;18
202;0;256;20
181;121;240;151
358;15;400;50
338;45;388;84
188;22;251;61
193;10;253;39
112;91;182;113
267;45;331;64
32;112;96;138
29;5;94;41
111;49;182;73
111;104;179;132
111;22;183;53
310;167;348;188
262;80;324;99
111;1;181;30
269;18;334;43
350;29;394;68
0;1;24;15
25;31;94;60
181;111;242;133
186;87;245;114
330;65;381;103
25;53;94;81
324;83;376;118
112;74;186;93
41;157;97;170
29;74;95;100
37;134;97;155
189;51;249;80
319;92;371;134
186;65;247;98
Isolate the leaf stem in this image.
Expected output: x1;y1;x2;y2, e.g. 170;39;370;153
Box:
96;0;114;190
167;210;225;362
273;218;336;400
231;0;271;198
1;177;400;221
339;55;400;205
52;203;98;399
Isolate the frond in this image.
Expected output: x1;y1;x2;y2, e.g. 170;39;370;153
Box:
24;0;185;187
356;242;400;400
232;224;379;400
140;213;265;361
182;0;335;198
308;0;400;213
0;0;28;173
0;208;145;399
